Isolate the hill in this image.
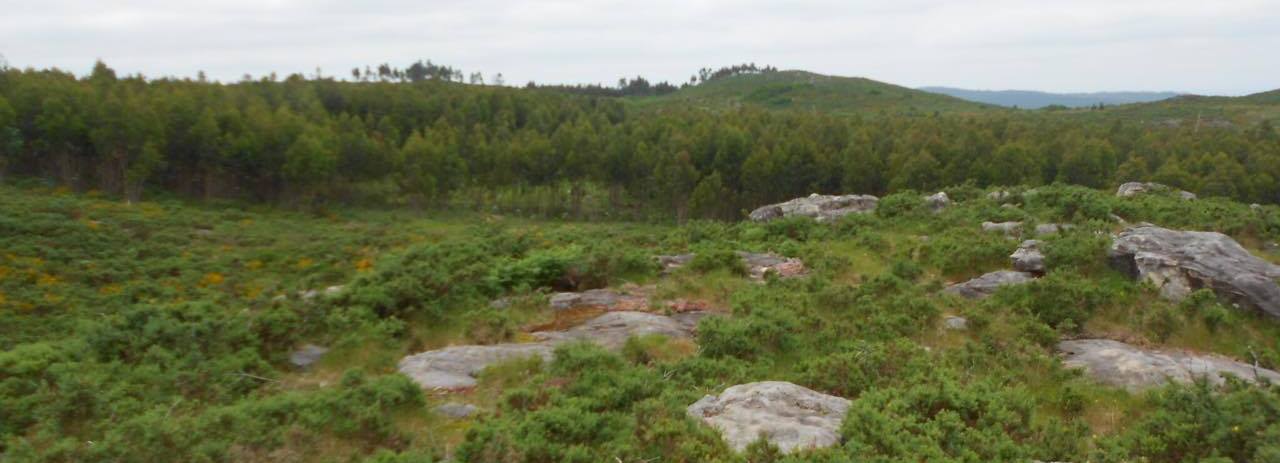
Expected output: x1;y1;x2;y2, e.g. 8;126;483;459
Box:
919;86;1180;109
1089;89;1280;127
633;70;1000;115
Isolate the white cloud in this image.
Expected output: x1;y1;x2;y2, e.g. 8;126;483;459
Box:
1;0;1277;94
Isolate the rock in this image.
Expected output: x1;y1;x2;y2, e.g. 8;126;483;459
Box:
488;297;512;310
434;402;479;419
289;344;329;369
737;251;807;281
548;286;652;312
925;192;950;212
1033;223;1073;236
1250;203;1263;212
659;252;807;281
748;193;878;223
944;270;1036;299
987;190;1010;200
1116;182;1195;200
1058;339;1280;392
655;253;694;274
687;381;851;454
943;316;968;330
1109;225;1280;319
982;221;1023;236
398;311;707;390
1011;240;1046;274
298;285;344;301
398;343;557;391
1109;213;1127;224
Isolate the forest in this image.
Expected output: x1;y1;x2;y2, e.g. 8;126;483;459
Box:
3;60;1280;463
1;61;1277;221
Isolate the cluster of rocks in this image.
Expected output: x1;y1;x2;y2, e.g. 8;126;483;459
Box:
981;221;1072;238
397;311;708;391
655;251;808;281
748;191;954;223
944;240;1045;298
1116;182;1197;201
748;193;878;222
1109;225;1280;319
687;381;852;454
1058;339;1280;392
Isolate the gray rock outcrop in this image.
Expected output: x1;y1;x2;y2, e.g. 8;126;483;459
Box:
1033;223;1073;236
1011;240;1046;274
737;251;807;280
656;252;807;281
434;402;479;419
398;311;707;390
944;270;1036;299
1058;339;1280;392
289;344;329;369
943;316;968;330
925;192;950;212
982;221;1023;236
748;194;878;222
1116;182;1195;200
687;381;851;454
1109;225;1280;319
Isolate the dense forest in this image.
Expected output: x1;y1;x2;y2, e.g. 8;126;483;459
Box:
1;61;1277;221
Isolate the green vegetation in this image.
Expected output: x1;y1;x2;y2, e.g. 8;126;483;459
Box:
4;182;1280;462
4;61;1276;219
634;70;997;115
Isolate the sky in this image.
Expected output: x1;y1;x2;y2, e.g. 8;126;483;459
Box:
3;0;1279;95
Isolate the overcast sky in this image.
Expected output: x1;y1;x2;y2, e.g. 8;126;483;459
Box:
3;0;1279;95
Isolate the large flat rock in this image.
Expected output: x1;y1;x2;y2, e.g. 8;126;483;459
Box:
748;193;878;222
655;251;808;281
1109;225;1280;319
944;270;1035;299
1058;339;1280;392
687;381;851;454
398;311;707;390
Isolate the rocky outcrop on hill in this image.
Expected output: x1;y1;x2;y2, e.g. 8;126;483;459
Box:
1058;339;1280;392
1109;225;1280;319
655;252;808;281
1116;182;1196;200
289;344;329;369
925;192;950;212
1033;223;1073;236
1011;240;1046;274
748;193;878;222
548;287;650;312
982;221;1022;236
944;270;1035;298
398;311;707;390
687;381;851;454
737;251;808;280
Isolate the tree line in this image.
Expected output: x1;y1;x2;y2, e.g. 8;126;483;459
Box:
0;61;1277;219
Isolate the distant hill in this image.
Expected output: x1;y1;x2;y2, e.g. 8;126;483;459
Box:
633;70;999;115
1062;89;1280;127
919;87;1181;109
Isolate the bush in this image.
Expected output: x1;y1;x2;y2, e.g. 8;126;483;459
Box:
876;191;924;219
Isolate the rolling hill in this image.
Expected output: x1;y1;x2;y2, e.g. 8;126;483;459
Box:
1062;89;1280;127
919;87;1180;109
632;70;1000;115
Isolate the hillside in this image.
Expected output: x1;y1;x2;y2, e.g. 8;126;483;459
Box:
633;70;1000;115
919;86;1180;109
5;182;1280;461
1049;89;1280;127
